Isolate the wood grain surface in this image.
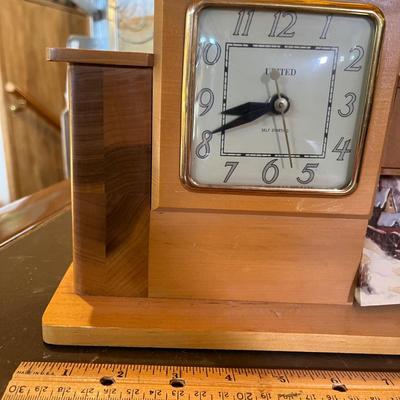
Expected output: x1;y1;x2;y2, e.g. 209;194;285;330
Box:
148;211;366;305
69;64;152;297
42;265;400;354
48;48;154;67
0;180;70;247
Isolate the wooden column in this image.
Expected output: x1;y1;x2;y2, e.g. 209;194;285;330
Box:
54;49;153;297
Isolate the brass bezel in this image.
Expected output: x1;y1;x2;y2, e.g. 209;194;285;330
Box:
180;0;385;196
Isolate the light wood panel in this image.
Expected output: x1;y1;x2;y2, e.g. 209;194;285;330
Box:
0;0;88;199
0;180;70;248
148;210;366;305
42;265;400;354
152;0;400;218
69;64;152;297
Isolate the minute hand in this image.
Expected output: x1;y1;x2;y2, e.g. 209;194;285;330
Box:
212;102;272;134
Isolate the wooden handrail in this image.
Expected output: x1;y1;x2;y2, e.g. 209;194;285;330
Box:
0;180;70;247
5;81;61;130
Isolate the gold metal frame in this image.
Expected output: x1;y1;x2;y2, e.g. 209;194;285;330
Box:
180;0;385;196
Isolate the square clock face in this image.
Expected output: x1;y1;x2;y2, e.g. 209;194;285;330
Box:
181;2;384;194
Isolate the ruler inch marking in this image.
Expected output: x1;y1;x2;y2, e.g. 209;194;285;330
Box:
3;363;400;400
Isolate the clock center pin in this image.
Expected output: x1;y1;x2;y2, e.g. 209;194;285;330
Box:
273;96;290;114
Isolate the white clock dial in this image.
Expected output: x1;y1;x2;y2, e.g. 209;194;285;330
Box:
183;4;381;193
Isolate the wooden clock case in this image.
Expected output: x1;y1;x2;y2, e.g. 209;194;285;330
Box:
43;0;400;353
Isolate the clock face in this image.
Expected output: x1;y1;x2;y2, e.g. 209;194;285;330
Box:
181;3;383;194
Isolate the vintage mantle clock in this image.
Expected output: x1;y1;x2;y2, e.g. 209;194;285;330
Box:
43;0;400;353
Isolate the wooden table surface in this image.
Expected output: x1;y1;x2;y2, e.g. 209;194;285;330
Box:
1;211;400;396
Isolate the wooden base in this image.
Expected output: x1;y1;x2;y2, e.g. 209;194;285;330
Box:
42;265;400;354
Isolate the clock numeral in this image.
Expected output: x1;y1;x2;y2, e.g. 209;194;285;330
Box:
338;92;357;117
332;137;352;161
297;163;319;185
223;161;239;183
268;11;297;38
233;9;254;36
195;130;213;159
344;45;364;72
319;15;333;39
197;88;214;116
262;159;279;184
202;41;222;65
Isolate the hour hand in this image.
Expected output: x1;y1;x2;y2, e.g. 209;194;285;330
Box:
222;102;270;116
212;106;271;134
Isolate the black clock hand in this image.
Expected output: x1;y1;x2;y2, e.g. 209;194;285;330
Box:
213;102;272;133
222;102;270;116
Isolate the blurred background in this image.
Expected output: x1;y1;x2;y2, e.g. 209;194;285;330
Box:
0;0;154;206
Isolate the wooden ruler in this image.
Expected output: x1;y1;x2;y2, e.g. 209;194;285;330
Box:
2;362;400;400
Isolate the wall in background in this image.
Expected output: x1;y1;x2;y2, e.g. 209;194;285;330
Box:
0;121;10;206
